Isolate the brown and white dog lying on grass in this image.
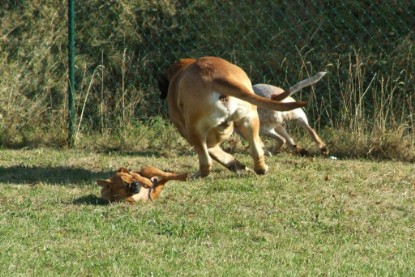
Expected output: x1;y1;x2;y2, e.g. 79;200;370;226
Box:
253;72;328;156
157;56;307;178
96;166;187;203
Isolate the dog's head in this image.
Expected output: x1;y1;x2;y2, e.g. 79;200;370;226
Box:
96;167;157;203
97;166;188;203
158;58;196;99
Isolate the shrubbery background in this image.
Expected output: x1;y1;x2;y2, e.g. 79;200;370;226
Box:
0;1;414;160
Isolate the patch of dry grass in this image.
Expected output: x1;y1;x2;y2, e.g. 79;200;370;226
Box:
1;1;414;159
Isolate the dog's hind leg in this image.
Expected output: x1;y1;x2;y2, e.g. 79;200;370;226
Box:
208;145;248;173
187;128;213;178
274;125;309;156
235;117;268;175
295;117;329;155
261;127;286;155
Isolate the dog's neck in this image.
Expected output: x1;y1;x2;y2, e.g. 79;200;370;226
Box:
129;187;152;202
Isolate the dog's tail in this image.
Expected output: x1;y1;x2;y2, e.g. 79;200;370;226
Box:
213;78;307;111
270;72;327;101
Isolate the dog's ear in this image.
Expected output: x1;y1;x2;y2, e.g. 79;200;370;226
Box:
116;167;130;174
157;75;169;100
96;179;111;187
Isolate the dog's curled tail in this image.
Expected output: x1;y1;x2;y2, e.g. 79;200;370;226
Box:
271;72;327;101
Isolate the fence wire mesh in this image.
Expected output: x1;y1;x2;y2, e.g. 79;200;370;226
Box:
1;0;414;137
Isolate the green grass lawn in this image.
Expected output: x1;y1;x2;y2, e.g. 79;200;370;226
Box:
1;148;414;276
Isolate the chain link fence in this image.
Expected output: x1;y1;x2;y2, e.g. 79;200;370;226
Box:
1;0;414;143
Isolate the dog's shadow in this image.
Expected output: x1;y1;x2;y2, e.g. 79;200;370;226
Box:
72;194;109;206
0;165;113;185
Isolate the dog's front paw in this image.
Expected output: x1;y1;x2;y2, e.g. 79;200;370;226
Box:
254;163;268;175
293;146;309;156
226;160;248;173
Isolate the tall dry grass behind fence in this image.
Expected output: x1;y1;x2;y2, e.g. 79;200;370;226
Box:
0;0;414;159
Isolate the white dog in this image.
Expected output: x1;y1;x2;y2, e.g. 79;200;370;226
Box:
253;72;328;155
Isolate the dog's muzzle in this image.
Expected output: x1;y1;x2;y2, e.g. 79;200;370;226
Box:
124;181;141;194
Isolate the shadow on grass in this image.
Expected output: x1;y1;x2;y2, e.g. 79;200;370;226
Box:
103;149;196;159
0;165;113;185
93;149;163;157
72;194;109;206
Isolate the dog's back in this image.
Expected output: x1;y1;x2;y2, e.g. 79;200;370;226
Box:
253;84;306;126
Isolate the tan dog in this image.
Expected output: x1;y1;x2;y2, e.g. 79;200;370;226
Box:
253;73;328;156
158;56;307;177
96;166;187;203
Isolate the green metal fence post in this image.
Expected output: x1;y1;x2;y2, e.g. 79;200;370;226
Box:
68;0;76;146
